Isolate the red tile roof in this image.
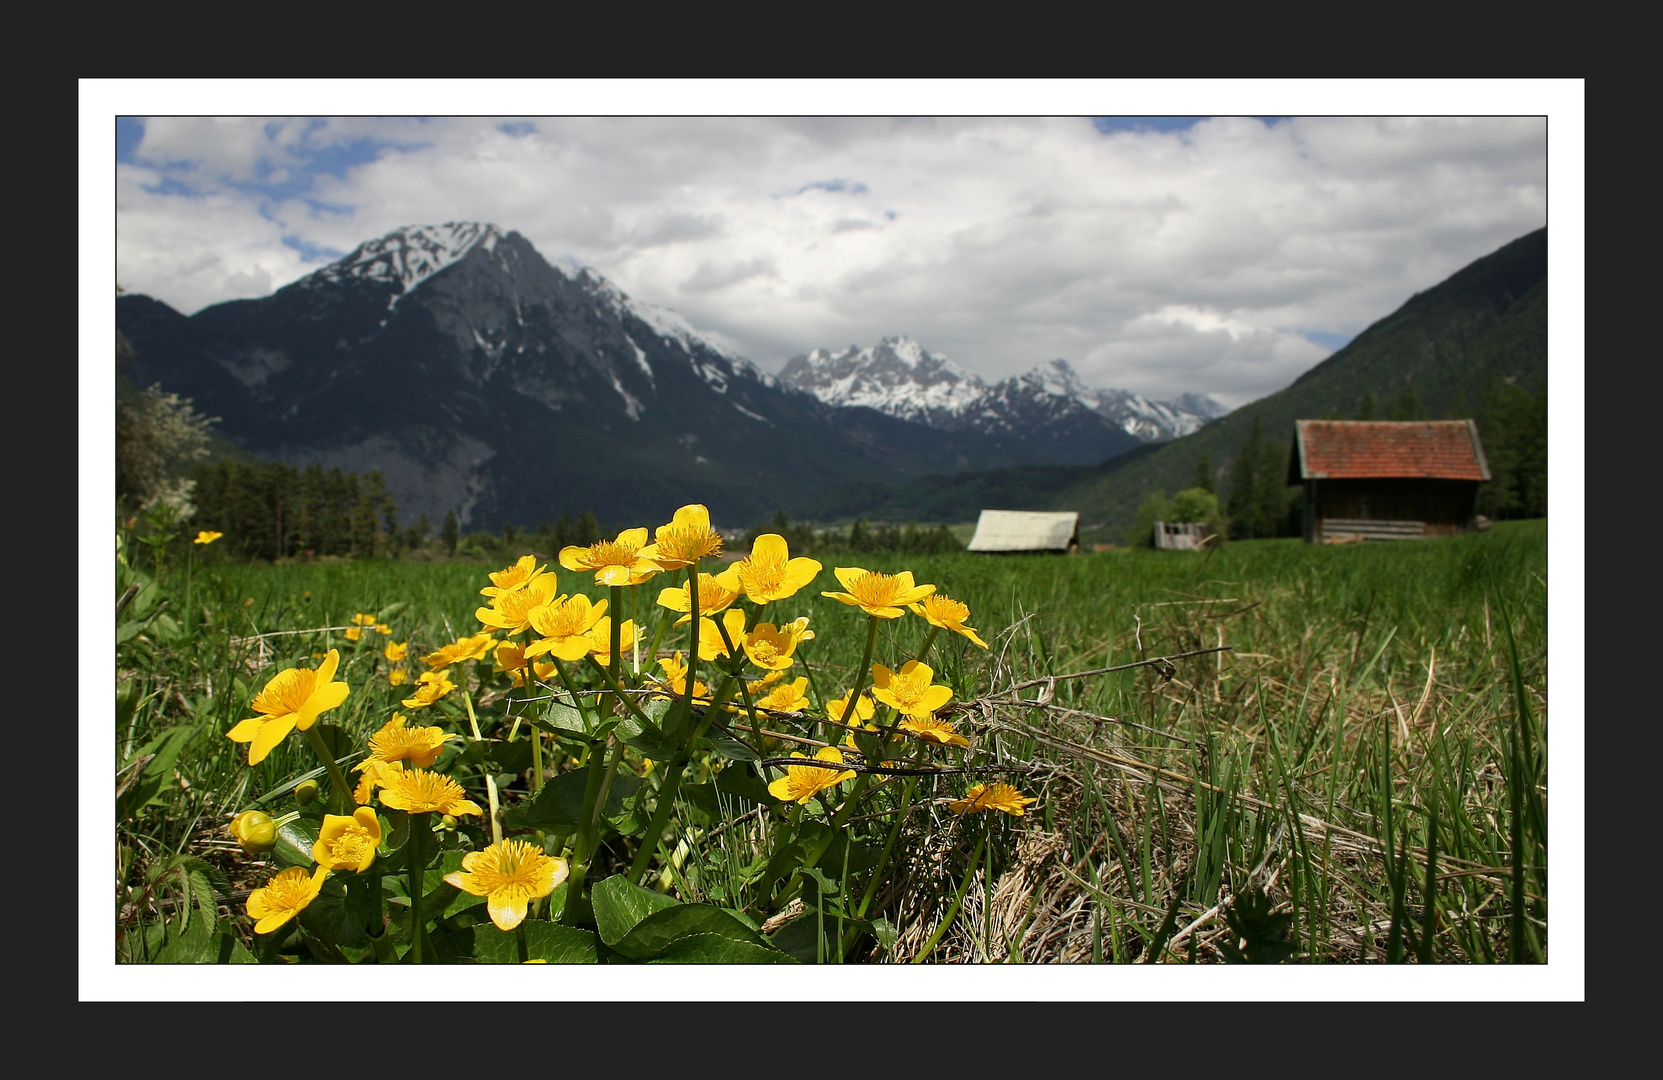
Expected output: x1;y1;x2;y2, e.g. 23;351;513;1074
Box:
1291;420;1491;482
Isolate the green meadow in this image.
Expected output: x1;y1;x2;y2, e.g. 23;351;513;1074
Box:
116;519;1547;964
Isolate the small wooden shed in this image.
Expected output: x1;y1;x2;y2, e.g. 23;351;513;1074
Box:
967;510;1080;553
1289;420;1491;544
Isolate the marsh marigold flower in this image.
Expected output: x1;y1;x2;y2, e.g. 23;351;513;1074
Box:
228;810;277;856
908;593;989;649
475;574;559;637
560;527;661;586
227;649;351;765
768;746;856;805
444;838;570;931
388;668;410;687
754;676;811;714
376;766;484;817
871;660;954;721
739;616;815;671
401;668;456;710
481;554;550;598
822;567;935;619
524;593;608;662
714;533;822;605
639;504;723;570
359;712;456;771
312;807;383;872
657;572;740;625
384;641;409;662
584;617;641;668
947;783;1038;817
423;631;499;668
193;530;223;545
246;865;328;935
654;652;708;701
897;715;971;748
827;690;877;730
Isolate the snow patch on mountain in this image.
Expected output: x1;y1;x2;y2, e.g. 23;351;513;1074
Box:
318;222;501;305
780;341;1228;443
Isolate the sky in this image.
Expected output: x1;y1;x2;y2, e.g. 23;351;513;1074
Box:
83;81;1584;1003
105;86;1564;409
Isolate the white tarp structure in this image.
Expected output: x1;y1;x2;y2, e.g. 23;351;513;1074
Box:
966;510;1079;553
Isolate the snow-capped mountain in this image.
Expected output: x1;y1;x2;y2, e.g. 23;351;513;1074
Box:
118;225;1027;528
780;338;1228;463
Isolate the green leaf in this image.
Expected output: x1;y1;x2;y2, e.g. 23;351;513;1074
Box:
614;904;793;962
488;737;534;775
438;849;486;917
701;732;758;762
438;920;600;963
117;724;200;820
531;695;589;735
647;931;798;963
274;817;319;868
502;767;643;831
300;872;375;948
591;873;681;948
152;912;219;963
715;764;774;808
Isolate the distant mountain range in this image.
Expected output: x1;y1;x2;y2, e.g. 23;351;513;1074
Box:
779;337;1225;465
115;222;1224;531
795;226;1549;542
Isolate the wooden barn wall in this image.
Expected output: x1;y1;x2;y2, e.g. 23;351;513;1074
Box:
1304;478;1481;541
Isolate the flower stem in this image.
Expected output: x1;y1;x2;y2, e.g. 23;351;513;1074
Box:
685;564;700;719
303;725;355;815
408;811;428;963
463;692;502;847
626;670;739;884
914;625;942;665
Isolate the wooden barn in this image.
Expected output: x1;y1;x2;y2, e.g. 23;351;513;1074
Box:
1288;420;1491;544
966;510;1080;553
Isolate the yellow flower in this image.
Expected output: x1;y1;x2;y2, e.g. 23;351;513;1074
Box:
740;616;815;672
654;652;709;701
358;712;457;771
384;641;410;662
767;747;856;805
481;554;550;597
822;567;935;618
746;669;786;698
344;627;363;642
754;676;811;714
227;649;351;765
422;631;499;668
401;668;456;710
584;617;641;668
475;574;559;638
374;624;392;635
376;766;484;817
388;668;410;687
639;504;723;570
228;810;277;856
350;613;379;627
714;533;823;605
897;715;971;748
444;839;570;931
353;759;400;805
193;530;223;545
246;865;328;935
827;690;876;729
908;593;989;649
656;572;740;625
947;783;1039;817
559;528;661;586
870;660;954;720
524;593;608;662
312;807;383;872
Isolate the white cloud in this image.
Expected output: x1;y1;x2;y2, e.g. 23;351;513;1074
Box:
107;87;1555;405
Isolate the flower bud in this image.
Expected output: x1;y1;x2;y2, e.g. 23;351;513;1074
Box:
440;814;458;831
293;779;320;806
229;810;277;856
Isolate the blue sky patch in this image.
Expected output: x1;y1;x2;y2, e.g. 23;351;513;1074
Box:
498;121;537;137
282;233;345;264
116;117;145;163
798;178;868;195
1303;330;1353;352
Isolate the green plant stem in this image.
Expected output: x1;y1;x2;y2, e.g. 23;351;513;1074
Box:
911;833;986;963
463;692;503;847
303;725;354;815
685;564;701;719
626;670;740;884
408;811;428;963
914;624;941;665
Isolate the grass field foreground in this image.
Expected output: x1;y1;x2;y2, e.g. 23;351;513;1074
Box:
114;518;1547;964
